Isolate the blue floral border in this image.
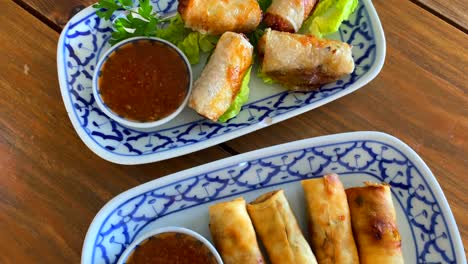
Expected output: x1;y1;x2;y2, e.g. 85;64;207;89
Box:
61;1;377;157
88;139;457;263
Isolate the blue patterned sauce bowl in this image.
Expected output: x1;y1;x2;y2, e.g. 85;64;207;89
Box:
92;37;193;129
117;226;223;264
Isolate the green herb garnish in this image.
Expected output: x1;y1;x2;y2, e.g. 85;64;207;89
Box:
257;0;273;12
93;0;218;64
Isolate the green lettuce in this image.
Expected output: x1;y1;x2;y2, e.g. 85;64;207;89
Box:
156;14;219;64
248;28;265;48
257;68;276;85
218;66;252;123
95;3;218;63
198;34;219;52
176;32;201;64
156;13;186;44
257;0;272;12
300;0;359;38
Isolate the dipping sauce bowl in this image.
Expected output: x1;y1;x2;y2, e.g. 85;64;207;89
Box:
93;37;192;129
117;226;223;264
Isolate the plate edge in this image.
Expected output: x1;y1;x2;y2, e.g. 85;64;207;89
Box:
57;5;122;164
58;1;388;165
81;131;465;263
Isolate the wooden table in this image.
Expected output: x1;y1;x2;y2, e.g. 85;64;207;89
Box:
1;0;466;262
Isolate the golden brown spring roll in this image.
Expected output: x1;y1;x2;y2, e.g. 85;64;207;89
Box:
263;0;317;32
247;190;318;264
209;198;265;264
189;32;253;121
178;0;262;35
258;28;354;91
301;174;359;264
346;182;404;264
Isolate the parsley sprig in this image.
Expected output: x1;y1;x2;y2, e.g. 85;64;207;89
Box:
94;0;163;45
93;0;218;64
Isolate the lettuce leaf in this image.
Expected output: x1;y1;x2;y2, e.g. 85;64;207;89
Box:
257;0;272;12
218;66;252;123
198;34;219;52
156;14;219;64
300;0;359;38
156;13;186;44
176;32;201;64
248;28;265;48
257;68;276;85
96;5;218;63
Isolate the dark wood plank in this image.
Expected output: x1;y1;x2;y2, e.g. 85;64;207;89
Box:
13;0;94;30
413;0;468;31
223;0;468;254
3;0;467;262
13;0;468;34
0;1;230;263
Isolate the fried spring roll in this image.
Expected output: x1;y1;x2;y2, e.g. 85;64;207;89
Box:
178;0;262;35
209;198;265;264
247;190;318;264
263;0;317;32
189;32;253;121
346;182;404;264
301;174;359;264
258;29;354;91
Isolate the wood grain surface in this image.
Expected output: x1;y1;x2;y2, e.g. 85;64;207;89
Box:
1;0;467;263
13;0;94;30
413;0;468;31
0;1;230;263
223;0;468;254
16;0;468;32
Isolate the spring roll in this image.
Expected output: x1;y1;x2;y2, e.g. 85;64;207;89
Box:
346;182;404;264
178;0;262;35
247;190;318;264
209;198;265;264
189;32;253;121
263;0;317;32
301;174;359;264
258;28;354;91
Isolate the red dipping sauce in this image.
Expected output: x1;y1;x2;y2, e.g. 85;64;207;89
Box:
125;232;218;264
97;39;190;122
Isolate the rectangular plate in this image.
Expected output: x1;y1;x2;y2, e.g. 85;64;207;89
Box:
81;132;464;264
57;0;386;164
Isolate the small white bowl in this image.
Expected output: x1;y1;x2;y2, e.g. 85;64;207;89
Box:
117;226;223;264
92;37;192;129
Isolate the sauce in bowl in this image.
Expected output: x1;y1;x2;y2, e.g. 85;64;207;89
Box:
125;232;218;264
97;39;190;122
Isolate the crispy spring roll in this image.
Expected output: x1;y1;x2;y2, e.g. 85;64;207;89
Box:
301;174;359;264
209;198;265;264
247;190;318;264
189;32;253;121
346;182;404;264
178;0;262;35
258;29;354;91
263;0;317;32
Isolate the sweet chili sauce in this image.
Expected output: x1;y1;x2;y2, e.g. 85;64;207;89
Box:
125;232;218;264
98;40;189;122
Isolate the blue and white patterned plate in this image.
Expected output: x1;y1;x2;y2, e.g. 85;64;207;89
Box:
57;0;386;164
81;132;464;264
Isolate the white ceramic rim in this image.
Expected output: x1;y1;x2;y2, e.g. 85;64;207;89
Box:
116;226;223;264
57;0;386;164
81;132;465;264
91;36;193;129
